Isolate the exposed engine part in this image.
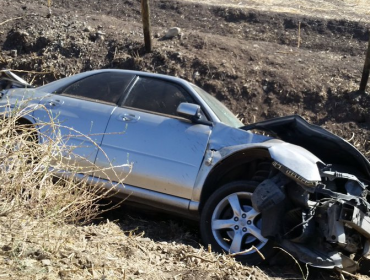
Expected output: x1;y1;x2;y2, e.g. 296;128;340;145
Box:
326;204;346;245
321;170;367;190
340;204;370;240
325;203;362;253
315;185;370;210
345;180;364;197
283;208;314;243
251;173;289;212
286;183;309;208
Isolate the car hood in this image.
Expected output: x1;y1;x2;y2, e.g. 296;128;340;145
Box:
240;115;370;178
208;122;272;151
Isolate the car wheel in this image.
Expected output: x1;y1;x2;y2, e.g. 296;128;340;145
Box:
200;180;274;264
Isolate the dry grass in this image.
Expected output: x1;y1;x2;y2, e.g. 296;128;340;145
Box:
0;101;129;278
0;102;128;224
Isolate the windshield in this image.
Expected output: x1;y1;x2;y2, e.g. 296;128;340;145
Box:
192;85;243;128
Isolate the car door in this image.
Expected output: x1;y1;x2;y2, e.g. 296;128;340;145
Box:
94;76;212;199
32;72;135;172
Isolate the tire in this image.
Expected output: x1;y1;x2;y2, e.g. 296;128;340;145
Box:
200;180;275;264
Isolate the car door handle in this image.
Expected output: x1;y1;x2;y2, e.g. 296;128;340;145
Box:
121;113;140;122
46;99;63;108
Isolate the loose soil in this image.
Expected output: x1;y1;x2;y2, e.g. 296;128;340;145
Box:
1;0;370;279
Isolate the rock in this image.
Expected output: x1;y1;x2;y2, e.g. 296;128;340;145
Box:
22;259;37;267
1;245;11;251
41;259;52;266
96;35;104;42
134;269;144;275
164;27;181;39
95;31;105;43
83;26;93;32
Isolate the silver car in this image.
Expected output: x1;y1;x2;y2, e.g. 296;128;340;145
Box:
2;69;370;273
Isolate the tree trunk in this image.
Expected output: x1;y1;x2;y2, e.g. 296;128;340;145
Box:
141;0;152;53
359;35;370;92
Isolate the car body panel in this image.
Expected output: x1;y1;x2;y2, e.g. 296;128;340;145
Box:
94;106;212;199
32;94;116;172
0;88;46;124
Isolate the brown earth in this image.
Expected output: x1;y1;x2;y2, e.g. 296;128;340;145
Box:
1;0;370;279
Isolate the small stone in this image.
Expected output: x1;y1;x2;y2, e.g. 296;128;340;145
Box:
2;245;11;251
83;26;93;32
20;30;29;37
95;34;104;42
22;259;37;267
41;259;52;266
134;270;144;275
164;27;181;39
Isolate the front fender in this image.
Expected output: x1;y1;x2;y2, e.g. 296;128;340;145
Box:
190;139;323;210
267;140;323;183
219;139;323;182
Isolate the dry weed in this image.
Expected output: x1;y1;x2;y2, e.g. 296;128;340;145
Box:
0;101;132;278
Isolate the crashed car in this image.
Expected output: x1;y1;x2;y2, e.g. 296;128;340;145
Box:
1;69;370;272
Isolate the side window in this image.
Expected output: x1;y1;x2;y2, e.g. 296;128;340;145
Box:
123;77;195;116
60;72;134;104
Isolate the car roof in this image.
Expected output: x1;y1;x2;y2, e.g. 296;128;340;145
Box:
37;69;191;93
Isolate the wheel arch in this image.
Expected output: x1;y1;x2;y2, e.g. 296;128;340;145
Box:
15;116;34;126
13;116;39;142
198;140;323;213
199;148;272;213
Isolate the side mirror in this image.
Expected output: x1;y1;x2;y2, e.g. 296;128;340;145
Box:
177;103;201;121
177;103;213;126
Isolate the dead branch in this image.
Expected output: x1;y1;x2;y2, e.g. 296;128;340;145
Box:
185;254;216;263
228;245;265;260
0;17;23;26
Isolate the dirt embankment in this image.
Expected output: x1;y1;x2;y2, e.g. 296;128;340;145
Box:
1;0;370;279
